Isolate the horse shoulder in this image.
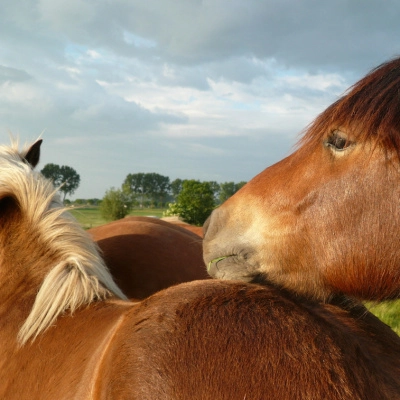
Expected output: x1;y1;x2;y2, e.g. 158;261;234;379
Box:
97;280;395;399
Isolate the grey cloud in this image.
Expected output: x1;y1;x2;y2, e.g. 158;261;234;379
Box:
0;65;32;83
7;0;396;74
203;57;275;85
61;0;400;73
2;1;400;81
0;0;399;199
0;75;186;139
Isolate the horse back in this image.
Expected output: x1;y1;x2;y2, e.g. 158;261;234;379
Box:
2;280;399;399
99;280;399;399
89;217;207;299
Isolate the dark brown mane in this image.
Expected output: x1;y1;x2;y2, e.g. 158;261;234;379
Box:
302;56;400;158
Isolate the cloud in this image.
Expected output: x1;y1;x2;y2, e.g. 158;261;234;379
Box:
32;0;400;71
0;1;400;199
0;65;32;83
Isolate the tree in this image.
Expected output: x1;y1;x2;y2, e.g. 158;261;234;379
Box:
123;172;170;207
41;163;80;201
207;180;220;202
236;181;247;191
100;188;131;221
122;172;146;207
163;180;215;226
219;181;247;204
170;178;184;199
145;173;170;207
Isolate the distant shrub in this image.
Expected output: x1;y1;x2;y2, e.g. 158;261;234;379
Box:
100;188;131;221
163;180;215;226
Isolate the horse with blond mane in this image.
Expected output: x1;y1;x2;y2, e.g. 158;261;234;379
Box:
1;58;400;400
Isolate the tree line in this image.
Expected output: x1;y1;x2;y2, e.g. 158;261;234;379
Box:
121;172;246;208
39;164;247;226
102;173;247;225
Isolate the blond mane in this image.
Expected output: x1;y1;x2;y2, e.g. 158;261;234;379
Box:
0;140;127;345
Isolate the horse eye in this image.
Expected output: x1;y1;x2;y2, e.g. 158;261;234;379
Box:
325;131;352;151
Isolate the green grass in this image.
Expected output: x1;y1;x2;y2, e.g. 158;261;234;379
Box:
69;207;107;229
125;208;166;218
68;206;399;335
365;300;400;336
69;206;166;229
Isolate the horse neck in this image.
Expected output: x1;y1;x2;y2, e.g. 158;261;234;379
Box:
325;295;400;388
0;199;51;297
0;190;126;344
0;205;49;349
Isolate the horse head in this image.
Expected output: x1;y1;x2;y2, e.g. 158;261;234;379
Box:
203;57;400;301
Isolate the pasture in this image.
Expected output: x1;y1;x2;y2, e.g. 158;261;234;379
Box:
69;206;166;229
71;208;400;336
367;301;400;335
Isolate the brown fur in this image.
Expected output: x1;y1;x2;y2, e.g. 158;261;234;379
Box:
2;111;400;396
203;57;400;301
3;279;400;399
89;217;208;299
161;216;204;237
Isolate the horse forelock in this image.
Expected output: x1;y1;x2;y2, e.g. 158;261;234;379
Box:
300;56;400;159
0;141;127;345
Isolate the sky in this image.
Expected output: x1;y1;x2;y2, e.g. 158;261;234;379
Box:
1;0;400;199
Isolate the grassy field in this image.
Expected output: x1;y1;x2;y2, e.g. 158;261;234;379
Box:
69;206;399;335
69;206;165;230
366;301;400;335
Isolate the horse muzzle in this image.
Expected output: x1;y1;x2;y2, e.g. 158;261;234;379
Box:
203;210;259;281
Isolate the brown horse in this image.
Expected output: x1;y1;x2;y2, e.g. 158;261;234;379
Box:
88;216;207;299
204;57;400;302
1;138;400;398
161;216;204;237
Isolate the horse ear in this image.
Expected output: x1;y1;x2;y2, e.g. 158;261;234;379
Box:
25;139;43;168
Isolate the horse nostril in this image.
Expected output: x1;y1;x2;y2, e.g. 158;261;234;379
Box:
203;207;226;240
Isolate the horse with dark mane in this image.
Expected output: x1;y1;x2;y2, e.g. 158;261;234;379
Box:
1;58;400;399
89;216;207;299
204;56;400;302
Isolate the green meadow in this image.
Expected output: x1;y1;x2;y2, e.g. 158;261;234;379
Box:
70;207;400;336
69;206;166;230
366;301;400;335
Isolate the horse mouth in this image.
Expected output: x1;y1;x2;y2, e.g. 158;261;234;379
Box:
205;252;258;281
207;255;233;272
